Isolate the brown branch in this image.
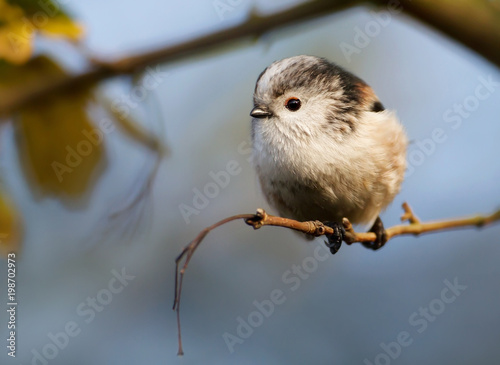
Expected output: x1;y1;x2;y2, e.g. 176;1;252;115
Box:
390;0;500;69
3;0;500;117
0;0;359;117
173;203;500;355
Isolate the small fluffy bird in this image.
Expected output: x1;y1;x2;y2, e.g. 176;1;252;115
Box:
250;55;408;253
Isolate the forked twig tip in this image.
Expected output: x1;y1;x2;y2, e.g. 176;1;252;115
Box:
401;202;421;224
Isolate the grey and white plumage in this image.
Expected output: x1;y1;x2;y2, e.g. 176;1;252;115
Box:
251;55;407;230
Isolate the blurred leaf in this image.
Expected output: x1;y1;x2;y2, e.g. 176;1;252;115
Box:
0;188;22;256
16;89;106;200
11;0;85;40
37;15;83;40
0;0;83;64
0;1;33;64
10;56;106;201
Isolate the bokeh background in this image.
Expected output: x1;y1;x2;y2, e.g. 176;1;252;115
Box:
1;0;500;364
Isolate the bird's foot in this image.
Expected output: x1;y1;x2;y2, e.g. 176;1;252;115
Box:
323;221;345;254
362;216;387;251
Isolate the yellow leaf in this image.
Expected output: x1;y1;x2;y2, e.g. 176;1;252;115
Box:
0;21;33;64
0;0;84;64
0;1;33;64
0;189;22;256
16;87;107;201
5;56;107;202
38;15;84;40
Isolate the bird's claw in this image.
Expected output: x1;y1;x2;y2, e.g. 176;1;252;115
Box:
323;221;345;254
362;216;387;251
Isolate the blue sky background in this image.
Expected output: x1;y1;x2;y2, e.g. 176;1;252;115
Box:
1;1;500;364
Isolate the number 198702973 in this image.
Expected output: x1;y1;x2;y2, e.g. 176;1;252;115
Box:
7;253;16;302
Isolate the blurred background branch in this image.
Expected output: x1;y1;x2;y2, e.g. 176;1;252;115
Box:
2;0;499;117
386;0;500;68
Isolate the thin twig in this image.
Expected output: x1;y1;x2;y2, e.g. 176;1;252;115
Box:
173;203;500;355
173;213;255;356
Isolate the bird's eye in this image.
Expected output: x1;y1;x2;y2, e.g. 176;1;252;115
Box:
285;97;301;111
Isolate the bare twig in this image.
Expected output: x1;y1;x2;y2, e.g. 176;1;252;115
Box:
173;213;255;356
173;203;500;355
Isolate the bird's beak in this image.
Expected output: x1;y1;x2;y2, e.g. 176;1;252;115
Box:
250;106;273;119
